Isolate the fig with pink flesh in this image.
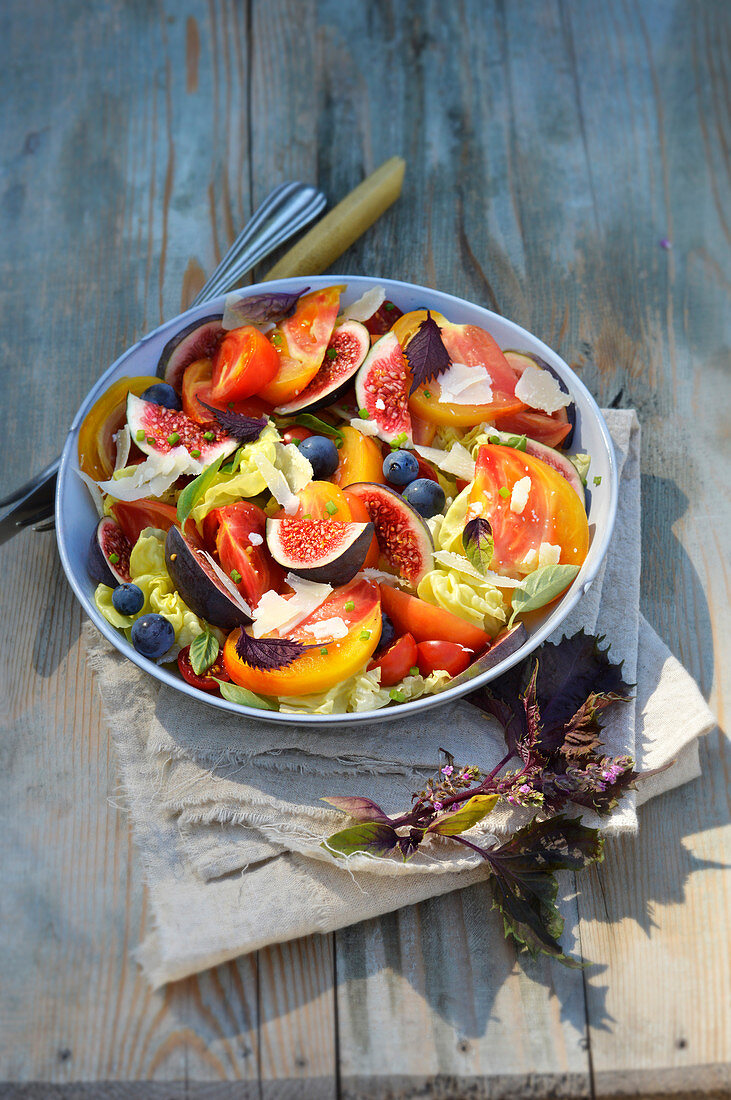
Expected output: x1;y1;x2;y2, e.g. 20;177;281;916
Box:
165;525;252;631
156;315;225;394
126;393;238;473
87;517;132;587
345;482;433;586
354;332;413;444
275;321;371;415
265;517;375;585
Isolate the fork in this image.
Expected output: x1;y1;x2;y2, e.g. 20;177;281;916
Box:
0;181;326;546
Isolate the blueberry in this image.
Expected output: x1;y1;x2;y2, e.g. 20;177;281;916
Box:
374;612;395;655
140;382;182;411
131;614;175;659
298;435;339;478
112;582;144;616
402;478;446;518
383;449;419;486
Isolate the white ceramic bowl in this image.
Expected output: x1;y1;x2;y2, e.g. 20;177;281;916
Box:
56;276;617;725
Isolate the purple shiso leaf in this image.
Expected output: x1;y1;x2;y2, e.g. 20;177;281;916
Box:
222;287;310;329
197;400;269;443
320;796;392;823
234;629;310;671
404;310;452;394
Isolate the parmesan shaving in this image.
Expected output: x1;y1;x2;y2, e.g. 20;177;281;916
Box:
438;362;494;406
414;442;476;480
514;364;572;414
510;476;531;514
339;286;386;323
253;453;300;514
251;574;332;638
301;617;349;642
349;417;382;437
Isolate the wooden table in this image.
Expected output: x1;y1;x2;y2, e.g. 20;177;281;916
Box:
1;2;728;1097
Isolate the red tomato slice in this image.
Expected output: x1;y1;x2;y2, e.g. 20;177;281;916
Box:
211;326;279;402
367;633;418;686
215;501;284;608
259;286;344;405
111;499;178;544
182;358;272;426
467;445;589;576
416;640;473;677
77;376;157;480
177;644;231;693
378;583;491;651
494;352;571;448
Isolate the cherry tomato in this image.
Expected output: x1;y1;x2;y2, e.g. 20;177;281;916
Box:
378;583;492;651
368;633;418;686
177;644;231;693
210;325;279;402
77;376;157;480
224;578;381;697
183;358;273;426
416;640;474;677
258;286;344;405
110;499;178;544
282;425;314;445
215;501;284;608
467;444;589;576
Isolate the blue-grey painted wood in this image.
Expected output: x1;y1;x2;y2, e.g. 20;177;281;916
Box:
0;0;727;1096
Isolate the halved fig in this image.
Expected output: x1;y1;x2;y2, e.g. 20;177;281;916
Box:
126;394;238;472
346;482;433;586
156;315;225;394
265;517;374;585
87;517;132;587
354;332;412;444
502;351;576;449
447;623;529;688
275;321;371;415
487;429;584;501
165;525;252;631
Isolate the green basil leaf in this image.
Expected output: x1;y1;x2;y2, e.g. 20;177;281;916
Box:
215;679;276;710
427;794;499;835
509;564;580;626
462;517;494;573
189;630;220;676
288;414;343;442
322;821;398;858
176;453;225;527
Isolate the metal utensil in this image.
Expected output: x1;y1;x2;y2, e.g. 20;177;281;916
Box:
0;182;326;546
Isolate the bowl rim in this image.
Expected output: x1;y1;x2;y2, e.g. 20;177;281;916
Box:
56;274;618;726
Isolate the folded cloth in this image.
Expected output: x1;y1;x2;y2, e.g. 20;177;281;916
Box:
84;410;715;986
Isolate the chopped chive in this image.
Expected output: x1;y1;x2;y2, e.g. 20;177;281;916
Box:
593;475;602;486
320;647;329;656
325;501;338;515
385;302;396;311
135;428;145;442
326;347;338;359
146;436;155;445
359;629;372;641
271;333;282;346
409;666;419;677
190;448;201;458
302;513;312;520
389;688;406;702
499;486;510;499
344;600;355;611
108;552;120;564
203;431;215;441
227;402;234;410
423;390;431;398
230;569;242;583
358;407;370;419
167;432;180;445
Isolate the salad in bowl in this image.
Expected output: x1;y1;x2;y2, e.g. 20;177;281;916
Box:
58;277;616;722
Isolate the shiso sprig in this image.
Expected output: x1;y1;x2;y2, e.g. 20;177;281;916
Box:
322;630;658;964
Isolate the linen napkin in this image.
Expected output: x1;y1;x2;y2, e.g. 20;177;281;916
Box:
84;410;715;986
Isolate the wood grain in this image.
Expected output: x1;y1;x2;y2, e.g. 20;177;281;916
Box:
0;0;728;1096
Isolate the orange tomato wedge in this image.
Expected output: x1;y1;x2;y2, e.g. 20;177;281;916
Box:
78;376;157;479
223;578;381;696
259;286;344;405
332;425;385;488
467;444;589;577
